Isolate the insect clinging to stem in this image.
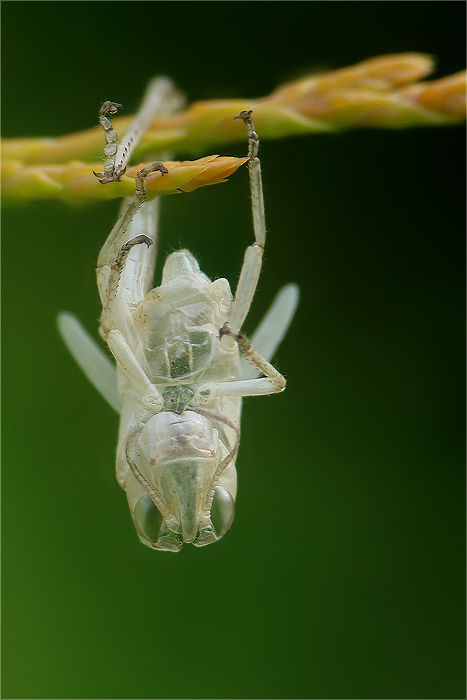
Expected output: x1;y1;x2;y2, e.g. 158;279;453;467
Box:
58;77;299;551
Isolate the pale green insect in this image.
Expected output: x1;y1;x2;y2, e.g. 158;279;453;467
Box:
58;79;299;551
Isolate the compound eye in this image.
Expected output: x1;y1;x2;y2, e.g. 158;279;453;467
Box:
134;494;164;544
210;486;235;538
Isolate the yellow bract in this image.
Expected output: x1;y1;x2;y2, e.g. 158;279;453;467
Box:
1;156;248;205
2;53;465;205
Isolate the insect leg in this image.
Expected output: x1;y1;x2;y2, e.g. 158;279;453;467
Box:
93;100;123;184
93;77;184;184
97;219;164;408
228;110;266;333
220;323;286;391
97;79;186;309
97;163;167;333
194;324;286;404
241;283;299;379
118;196;161;307
97;167;171;409
106;329;164;410
196;377;284;401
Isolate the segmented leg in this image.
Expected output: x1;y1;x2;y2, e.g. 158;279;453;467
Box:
228;110;266;333
100;232;152;334
98;161;167;265
194;322;286;405
220;323;286;391
93;101;123;183
98;163;167;333
240;283;299;379
98;208;165;411
93;77;184;184
92;80;187;409
118;196;161;307
96;168;167;407
94;76;183;307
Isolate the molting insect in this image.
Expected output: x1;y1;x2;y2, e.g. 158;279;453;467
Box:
58;78;299;551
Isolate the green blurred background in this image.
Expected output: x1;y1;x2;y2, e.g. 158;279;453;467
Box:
2;2;465;699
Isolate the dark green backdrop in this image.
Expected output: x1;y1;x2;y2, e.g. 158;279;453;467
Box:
2;2;465;699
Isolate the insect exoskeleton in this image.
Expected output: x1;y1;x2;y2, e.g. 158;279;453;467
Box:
116;250;241;551
58;78;298;551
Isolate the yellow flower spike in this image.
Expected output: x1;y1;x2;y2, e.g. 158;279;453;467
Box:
2;53;465;205
2;156;248;205
262;54;465;130
398;70;467;119
267;53;435;104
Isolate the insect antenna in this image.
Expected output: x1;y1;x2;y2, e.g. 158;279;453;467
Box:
194;408;241;517
125;426;176;526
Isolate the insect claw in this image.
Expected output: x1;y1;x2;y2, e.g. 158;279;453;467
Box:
153;162;168;176
93;170;121;184
139;162;168;178
135;162;168;193
219;321;230;339
235;109;259;163
125;234;153;250
219;322;243;343
99;101;123;117
234;109;253;124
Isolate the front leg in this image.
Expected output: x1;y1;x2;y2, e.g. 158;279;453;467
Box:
97;163;167;338
99;231;153;335
98;230;164;410
96;177;165;409
97;162;167;281
105;329;163;411
93;77;184;184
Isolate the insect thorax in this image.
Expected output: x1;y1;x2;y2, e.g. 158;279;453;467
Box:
161;385;195;413
135;250;239;386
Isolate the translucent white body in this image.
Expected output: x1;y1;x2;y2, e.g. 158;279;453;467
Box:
59;218;298;551
109;247;242;549
58;82;299;551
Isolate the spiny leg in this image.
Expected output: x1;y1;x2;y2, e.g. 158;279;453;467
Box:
98;227;164;411
93;80;184;411
97;162;167;281
236;110;264;247
97;162;167;327
194;323;286;405
95;80;173;288
93;101;123;183
117;196;161;307
100;233;153;334
97;166;169;410
113;76;184;181
93;77;183;184
59;79;185;417
228;110;266;334
241;283;299;380
220;323;286;392
94;77;181;274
